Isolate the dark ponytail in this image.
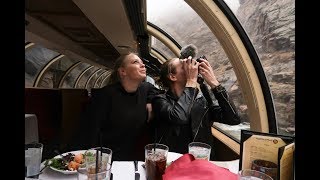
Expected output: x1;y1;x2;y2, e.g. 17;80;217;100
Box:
156;58;177;90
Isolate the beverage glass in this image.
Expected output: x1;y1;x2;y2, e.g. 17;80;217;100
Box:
251;159;277;180
188;142;211;160
77;164;111;180
25;142;43;178
145;143;169;180
238;169;273;180
85;147;112;174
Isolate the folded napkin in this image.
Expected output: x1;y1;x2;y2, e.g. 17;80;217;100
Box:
163;154;238;180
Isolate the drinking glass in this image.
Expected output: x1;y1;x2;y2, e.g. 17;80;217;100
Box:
238;169;273;180
251;159;277;180
25;142;43;178
77;164;111;180
145;143;169;180
85;147;112;174
188;142;211;160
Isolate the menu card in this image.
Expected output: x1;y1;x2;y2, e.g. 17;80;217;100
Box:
239;130;295;180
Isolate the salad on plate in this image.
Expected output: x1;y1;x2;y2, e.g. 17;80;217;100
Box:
45;150;94;174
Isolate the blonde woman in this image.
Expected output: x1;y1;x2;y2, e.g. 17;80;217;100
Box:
77;52;159;161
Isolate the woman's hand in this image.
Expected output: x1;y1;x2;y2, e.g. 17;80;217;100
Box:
183;56;199;87
198;58;220;88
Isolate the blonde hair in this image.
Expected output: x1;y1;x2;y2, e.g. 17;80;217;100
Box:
107;52;138;85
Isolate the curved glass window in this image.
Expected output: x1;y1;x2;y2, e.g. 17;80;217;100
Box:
223;0;240;14
151;36;176;59
25;44;60;87
229;0;295;136
148;0;250;141
146;75;159;88
86;69;105;89
76;67;99;89
38;57;78;88
61;62;92;88
94;71;111;88
100;74;111;88
148;0;218;55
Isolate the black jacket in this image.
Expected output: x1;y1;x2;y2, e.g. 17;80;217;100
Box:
73;82;159;161
151;85;240;159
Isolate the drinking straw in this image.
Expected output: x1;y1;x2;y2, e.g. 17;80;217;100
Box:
96;132;103;180
99;146;102;179
100;146;102;160
153;128;157;153
99;132;103;160
99;132;102;151
95;149;98;176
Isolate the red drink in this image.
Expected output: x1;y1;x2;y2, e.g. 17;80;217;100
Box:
145;152;167;180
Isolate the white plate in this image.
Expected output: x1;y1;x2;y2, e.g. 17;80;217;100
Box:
49;150;86;174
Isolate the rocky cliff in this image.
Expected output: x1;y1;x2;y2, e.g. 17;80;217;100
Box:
238;0;295;53
237;0;295;135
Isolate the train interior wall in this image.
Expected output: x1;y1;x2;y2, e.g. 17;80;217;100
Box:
25;88;89;159
212;137;239;161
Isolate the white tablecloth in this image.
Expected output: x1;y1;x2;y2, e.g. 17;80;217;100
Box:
37;152;239;180
25;114;39;144
38;161;146;180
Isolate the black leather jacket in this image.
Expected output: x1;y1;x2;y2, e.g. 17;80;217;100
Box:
151;85;241;155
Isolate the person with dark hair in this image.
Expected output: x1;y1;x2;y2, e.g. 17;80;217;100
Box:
75;52;159;161
152;57;240;160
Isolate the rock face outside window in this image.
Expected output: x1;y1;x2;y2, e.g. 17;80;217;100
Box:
237;0;295;135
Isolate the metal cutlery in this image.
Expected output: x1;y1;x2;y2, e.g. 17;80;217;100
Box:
134;160;140;180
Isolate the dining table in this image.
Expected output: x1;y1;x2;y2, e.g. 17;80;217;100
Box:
36;152;239;180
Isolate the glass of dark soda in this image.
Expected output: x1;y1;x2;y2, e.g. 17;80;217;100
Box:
145;144;169;180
